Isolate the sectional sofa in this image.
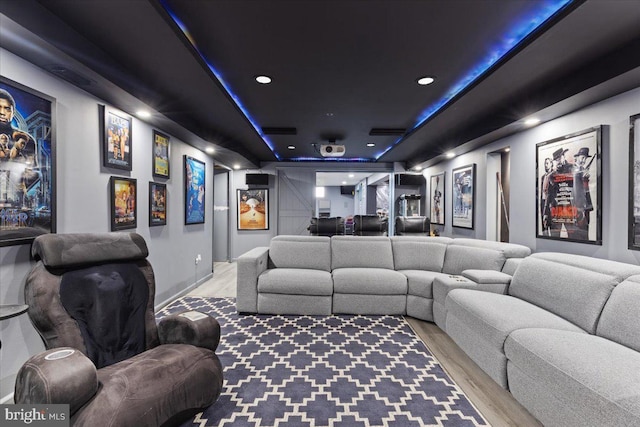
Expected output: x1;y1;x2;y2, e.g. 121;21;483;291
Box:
236;235;530;318
237;235;640;426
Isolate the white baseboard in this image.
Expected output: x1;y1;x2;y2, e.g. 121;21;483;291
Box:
155;272;213;311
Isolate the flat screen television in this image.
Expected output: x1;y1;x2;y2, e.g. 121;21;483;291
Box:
246;173;269;186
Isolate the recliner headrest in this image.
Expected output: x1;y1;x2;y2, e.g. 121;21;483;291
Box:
31;232;149;269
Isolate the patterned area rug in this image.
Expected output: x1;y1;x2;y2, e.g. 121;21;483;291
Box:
157;297;488;427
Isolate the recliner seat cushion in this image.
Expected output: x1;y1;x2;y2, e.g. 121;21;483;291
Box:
258;268;333;296
399;270;445;298
72;344;223;427
332;268;407;294
505;328;640;427
597;275;640;352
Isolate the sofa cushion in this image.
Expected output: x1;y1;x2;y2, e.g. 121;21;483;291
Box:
258;268;333;296
269;235;331;271
446;290;585;351
390;237;447;271
399;270;445;298
332;268;407;295
442;245;506;275
505;328;640;426
331;236;394;270
509;254;632;334
597;275;640;352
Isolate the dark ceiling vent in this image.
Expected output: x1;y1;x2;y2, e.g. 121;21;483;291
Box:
46;66;94;87
261;127;297;135
369;128;406;136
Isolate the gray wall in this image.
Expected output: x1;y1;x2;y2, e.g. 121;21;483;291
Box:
424;85;640;264
0;49;215;399
320;186;355;218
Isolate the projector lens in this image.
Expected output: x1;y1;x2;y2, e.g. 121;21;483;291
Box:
325;146;333;152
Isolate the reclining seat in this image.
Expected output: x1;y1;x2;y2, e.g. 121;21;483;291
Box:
238;235;333;315
15;232;224;427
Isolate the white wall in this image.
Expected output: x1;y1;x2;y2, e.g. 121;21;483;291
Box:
424;85;640;264
319;186;355;218
0;49;215;399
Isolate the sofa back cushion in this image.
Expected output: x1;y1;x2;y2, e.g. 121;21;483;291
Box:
597;275;640;352
509;253;640;333
269;235;331;271
442;245;506;275
331;236;394;269
390;237;447;271
451;238;531;259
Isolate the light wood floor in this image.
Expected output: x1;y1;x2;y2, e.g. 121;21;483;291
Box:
188;262;542;427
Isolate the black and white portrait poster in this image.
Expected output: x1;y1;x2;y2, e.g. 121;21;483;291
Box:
536;126;601;244
629;114;640;250
452;164;475;229
430;172;445;225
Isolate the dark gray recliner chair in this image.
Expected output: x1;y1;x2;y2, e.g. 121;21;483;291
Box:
308;216;345;236
395;216;430;235
15;232;224;427
353;215;388;236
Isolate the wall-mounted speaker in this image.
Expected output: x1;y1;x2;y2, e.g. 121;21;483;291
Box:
246;173;269;186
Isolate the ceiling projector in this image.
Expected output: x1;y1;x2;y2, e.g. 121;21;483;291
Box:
320;144;346;157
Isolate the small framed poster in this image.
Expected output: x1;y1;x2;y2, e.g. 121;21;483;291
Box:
630;115;640;250
184;155;205;224
102;105;132;171
237;189;269;230
149;182;167;226
430;172;445;225
452;164;475;229
110;176;137;231
152;130;170;178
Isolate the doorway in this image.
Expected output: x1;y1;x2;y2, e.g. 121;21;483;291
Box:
213;165;231;262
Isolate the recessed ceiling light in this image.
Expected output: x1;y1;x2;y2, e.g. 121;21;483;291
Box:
136;110;151;118
417;76;435;86
255;75;272;84
414;166;422;171
342;181;347;185
348;174;354;178
524;117;541;126
287;145;295;150
445;151;456;159
233;164;240;170
366;143;375;147
205;147;215;154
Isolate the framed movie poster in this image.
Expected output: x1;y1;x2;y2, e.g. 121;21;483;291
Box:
452;164;475;229
110;176;137;231
152;130;170;178
184;155;205;224
0;77;56;247
102;105;132;171
629;114;640;250
237;189;269;230
536;126;602;245
149;182;167;226
430;172;445;225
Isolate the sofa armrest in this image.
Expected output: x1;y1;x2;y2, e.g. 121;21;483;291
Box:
15;347;98;415
237;246;270;313
158;311;221;351
462;269;512;285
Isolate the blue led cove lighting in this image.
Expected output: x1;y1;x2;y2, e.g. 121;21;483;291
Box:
162;0;572;162
376;0;574;160
160;0;281;160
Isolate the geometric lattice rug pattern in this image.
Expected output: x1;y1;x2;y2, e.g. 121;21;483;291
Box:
157;297;489;427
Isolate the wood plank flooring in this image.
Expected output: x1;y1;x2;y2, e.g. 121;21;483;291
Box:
187;262;542;426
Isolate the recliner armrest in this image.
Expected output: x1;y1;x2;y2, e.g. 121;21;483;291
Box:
461;269;512;285
237;246;270;313
15;347;98;415
158;311;221;352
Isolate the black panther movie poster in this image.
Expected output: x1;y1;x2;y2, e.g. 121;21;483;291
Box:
0;77;55;246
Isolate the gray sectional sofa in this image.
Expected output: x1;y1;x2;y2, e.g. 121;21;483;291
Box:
444;252;640;426
236;235;530;318
237;235;640;426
